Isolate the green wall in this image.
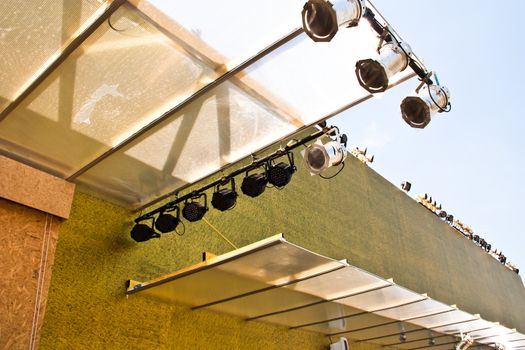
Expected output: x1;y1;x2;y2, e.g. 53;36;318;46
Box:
41;155;525;349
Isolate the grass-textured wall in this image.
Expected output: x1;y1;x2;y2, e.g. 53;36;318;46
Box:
40;154;525;349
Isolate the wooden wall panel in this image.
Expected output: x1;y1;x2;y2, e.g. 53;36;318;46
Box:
0;155;75;219
0;198;60;350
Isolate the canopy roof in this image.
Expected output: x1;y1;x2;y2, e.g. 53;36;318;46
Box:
0;0;414;209
127;235;525;350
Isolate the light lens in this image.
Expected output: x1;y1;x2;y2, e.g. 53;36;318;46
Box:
183;202;207;222
268;162;294;188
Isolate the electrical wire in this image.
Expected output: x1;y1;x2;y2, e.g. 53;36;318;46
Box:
319;161;345;180
202;217;238;250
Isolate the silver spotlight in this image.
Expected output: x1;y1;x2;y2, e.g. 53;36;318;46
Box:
401;84;451;129
302;0;365;42
356;42;411;93
302;130;348;175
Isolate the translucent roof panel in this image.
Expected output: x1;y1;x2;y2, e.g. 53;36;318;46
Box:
374;299;453;321
410;309;478;329
206;266;390;319
0;4;220;177
432;319;495;335
129;235;345;307
143;0;302;62
127;235;525;346
336;285;425;312
0;0;106;111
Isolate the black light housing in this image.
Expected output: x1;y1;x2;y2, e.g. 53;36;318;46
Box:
401;181;411;192
131;220;159;242
182;193;208;222
241;170;268;198
268;153;296;188
211;178;238;211
154;206;180;233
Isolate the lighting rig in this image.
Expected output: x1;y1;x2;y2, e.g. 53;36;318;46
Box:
301;0;452;129
131;126;348;242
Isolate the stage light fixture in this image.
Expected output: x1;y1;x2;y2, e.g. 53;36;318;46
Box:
211;178;238;211
131;220;159;242
302;130;347;175
267;152;296;188
401;84;451;129
401;181;411;192
154;206;180;233
356;42;410;93
437;210;447;218
182;193;208;222
241;170;268;198
301;0;365;42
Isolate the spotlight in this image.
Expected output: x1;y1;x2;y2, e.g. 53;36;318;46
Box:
356;42;411;93
301;0;365;42
302;130;347;175
211;178;238;211
131;221;159;242
154;206;180;233
437;210;447;218
446;214;454;222
401;181;411;192
401;84;451;129
399;333;407;343
241;170;268;198
268;153;296;188
182;193;208;222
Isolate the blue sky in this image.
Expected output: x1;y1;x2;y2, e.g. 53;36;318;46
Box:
332;0;525;281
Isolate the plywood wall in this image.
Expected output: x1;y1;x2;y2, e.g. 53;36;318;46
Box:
0;198;60;350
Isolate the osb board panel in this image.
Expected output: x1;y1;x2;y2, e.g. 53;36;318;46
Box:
41;153;524;349
0;198;61;350
0;155;75;219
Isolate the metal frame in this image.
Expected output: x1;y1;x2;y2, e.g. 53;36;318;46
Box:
0;0;127;123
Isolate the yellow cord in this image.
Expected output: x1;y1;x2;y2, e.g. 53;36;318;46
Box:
202;217;238;250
